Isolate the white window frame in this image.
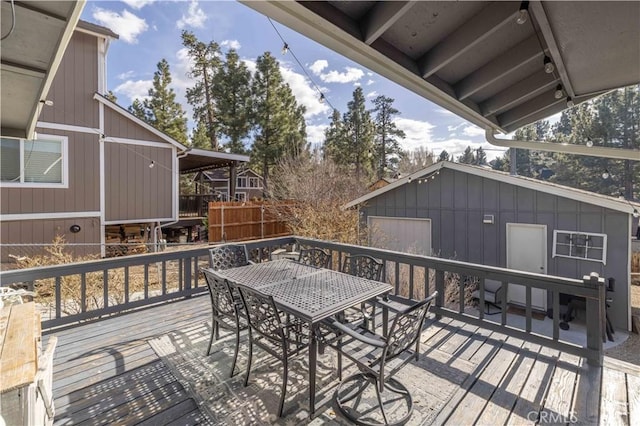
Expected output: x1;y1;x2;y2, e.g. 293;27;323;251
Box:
248;177;261;188
552;230;607;264
0;134;69;188
235;192;247;201
237;176;247;188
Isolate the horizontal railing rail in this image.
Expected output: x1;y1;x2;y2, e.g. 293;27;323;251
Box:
0;235;604;365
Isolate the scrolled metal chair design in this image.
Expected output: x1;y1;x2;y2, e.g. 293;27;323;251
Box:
201;269;248;377
236;285;309;417
297;247;332;269
341;254;384;330
208;244;250;270
327;292;437;426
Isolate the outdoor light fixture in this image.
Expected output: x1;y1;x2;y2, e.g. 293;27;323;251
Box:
516;1;529;25
149;160;155;169
319;93;325;103
543;56;555;74
40;99;54;106
586;139;593;148
554;85;564;99
602;169;610;179
281;43;289;55
566;97;575;107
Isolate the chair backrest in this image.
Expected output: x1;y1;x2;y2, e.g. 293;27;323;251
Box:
341;254;383;281
236;285;285;344
384;292;437;361
209;244;249;271
202;268;237;318
298;248;331;269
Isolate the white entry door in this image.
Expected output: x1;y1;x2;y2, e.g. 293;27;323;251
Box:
506;223;547;311
368;216;432;255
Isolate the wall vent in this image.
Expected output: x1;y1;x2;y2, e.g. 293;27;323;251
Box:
483;214;494;224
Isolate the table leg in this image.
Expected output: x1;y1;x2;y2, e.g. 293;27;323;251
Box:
309;323;317;417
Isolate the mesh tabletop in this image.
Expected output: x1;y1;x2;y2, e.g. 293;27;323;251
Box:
261;270;391;322
216;259;322;289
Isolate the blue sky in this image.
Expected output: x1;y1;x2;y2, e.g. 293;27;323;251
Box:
82;0;507;160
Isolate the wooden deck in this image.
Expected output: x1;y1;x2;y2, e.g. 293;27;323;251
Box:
46;296;639;425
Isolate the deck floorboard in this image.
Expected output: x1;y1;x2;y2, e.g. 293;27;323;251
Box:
45;296;637;425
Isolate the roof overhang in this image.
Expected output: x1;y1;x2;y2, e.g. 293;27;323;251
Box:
242;1;639;143
180;148;250;174
1;0;86;139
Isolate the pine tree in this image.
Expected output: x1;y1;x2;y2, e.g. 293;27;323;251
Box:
371;95;405;179
342;87;375;181
323;109;344;160
182;31;222;150
475;147;487;165
250;52;307;193
438;150;450;162
127;59;187;144
105;90;118;103
213;49;252;154
457;146;475;164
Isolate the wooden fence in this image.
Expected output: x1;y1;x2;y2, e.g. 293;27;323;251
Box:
208;201;292;242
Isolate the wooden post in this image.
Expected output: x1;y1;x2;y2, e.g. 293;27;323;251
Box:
229;162;237;201
584;272;605;366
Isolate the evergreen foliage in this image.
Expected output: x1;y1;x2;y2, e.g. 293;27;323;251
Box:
339;87;376;181
371;95;405;179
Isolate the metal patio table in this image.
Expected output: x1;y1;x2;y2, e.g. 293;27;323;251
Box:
215;259;392;416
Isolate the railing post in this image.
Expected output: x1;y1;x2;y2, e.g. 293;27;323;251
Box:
584;272;605;366
435;270;445;319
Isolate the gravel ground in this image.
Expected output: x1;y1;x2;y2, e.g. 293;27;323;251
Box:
604;284;640;366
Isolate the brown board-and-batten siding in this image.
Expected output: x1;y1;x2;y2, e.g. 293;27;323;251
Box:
103;107;174;222
38;31;99;129
362;166;631;330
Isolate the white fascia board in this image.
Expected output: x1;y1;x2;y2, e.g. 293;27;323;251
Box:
103;137;175;149
36;121;102;135
93;93;188;151
1;211;100;221
104;218;175;225
187;148;250;163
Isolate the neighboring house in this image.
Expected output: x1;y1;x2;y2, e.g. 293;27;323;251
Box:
346;161;639;331
0;21;244;261
194;168;264;201
368;177;395;192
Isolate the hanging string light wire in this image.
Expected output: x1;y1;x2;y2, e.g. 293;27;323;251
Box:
267;17;337;111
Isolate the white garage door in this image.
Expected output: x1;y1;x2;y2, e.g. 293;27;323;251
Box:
368;216;432;256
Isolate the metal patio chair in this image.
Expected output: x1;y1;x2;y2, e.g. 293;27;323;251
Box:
201;269;248;377
297;247;332;269
327;292;437;426
236;284;309;417
208;244;251;270
341;254;384;330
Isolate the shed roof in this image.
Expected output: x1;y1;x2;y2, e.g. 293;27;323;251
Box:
345;161;640;215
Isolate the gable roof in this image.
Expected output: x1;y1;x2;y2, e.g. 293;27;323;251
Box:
199;167;262;181
345;161;639;215
93;92;188;150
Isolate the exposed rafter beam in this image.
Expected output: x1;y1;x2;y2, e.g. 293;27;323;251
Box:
486;128;640;161
456;36;541;101
530;1;574;98
497;88;565;128
481;71;558;116
13;1;68;22
419;2;518;79
1;60;47;78
362;1;416;45
300;1;362;39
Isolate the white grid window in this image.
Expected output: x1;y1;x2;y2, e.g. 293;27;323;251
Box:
0;135;68;188
552;230;607;264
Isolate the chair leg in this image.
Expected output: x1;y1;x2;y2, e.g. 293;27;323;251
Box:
230;326;241;377
278;356;289;417
206;319;215;356
244;336;253;387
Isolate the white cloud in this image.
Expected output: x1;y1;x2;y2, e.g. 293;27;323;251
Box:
366;79;375;86
462;125;485;137
366;91;379;99
447;122;466;132
177;0;207;29
117;70;136;80
114;79;152;102
319;66;364;84
306;124;328;146
394;118;435;151
310;60;328;75
92;8;148;44
435;108;455;116
221;40;241;50
121;0;155;10
279;64;331;119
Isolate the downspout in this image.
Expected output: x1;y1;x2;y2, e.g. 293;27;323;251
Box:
485;128;640;161
152;147;192;251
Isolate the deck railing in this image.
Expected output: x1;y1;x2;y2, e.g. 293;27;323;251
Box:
0;236;605;364
179;194;216;217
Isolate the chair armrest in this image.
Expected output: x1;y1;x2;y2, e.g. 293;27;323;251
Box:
375;295;416;314
330;320;386;348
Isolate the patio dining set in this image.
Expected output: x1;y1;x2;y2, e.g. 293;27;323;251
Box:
201;244;437;425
